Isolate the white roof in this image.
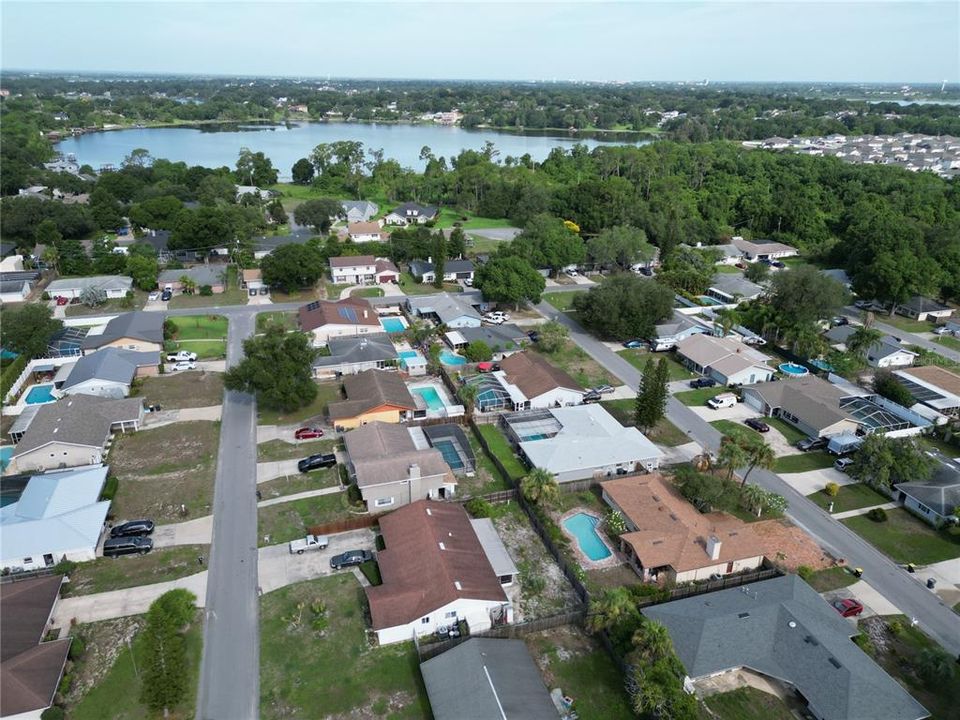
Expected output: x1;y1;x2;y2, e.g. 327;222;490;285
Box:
470;518;519;578
490;369;528;405
46;275;133;293
519;405;663;475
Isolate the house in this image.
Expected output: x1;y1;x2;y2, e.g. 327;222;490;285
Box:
45;275;133;300
505;405;662;482
341;200;379;223
158;266;225;294
365;500;513;645
0;254;25;272
235;185;273;202
742;376;860;439
895;456;960;528
443;324;528;360
1;465;111;572
824;325;917;369
0;279;31;304
420;639;556;720
700;242;744;265
81;312;164;354
896;295;955;322
347;221;387;243
821;268;853;289
241;268;264;291
329;255;399;285
312;333;399;378
0;575;72;720
469;351;583;413
706;272;765;304
383;202;439;225
406;293;482;328
675;334;775;386
344;422;456;510
297;297;382;346
730;236;798;262
894;366;960;416
328;369;416;430
649;311;712;351
642;575;929;720
59;348;159;398
408;258;475;284
602;474;768;583
5;396;143;475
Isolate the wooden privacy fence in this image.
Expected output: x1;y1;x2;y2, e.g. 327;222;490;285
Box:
307;513;384;536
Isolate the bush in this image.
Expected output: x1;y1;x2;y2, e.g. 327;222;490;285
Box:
68;636;85;660
153;588;197;629
99;475;119;501
824;482;840;497
53;559;78;576
797;565;814;581
57;673;72;696
163;318;177;340
41;707;65;720
199;284;213;296
41;291;51;301
887;618;904;636
605;509;627;535
347;482;362;505
465;497;493;518
867;507;888;522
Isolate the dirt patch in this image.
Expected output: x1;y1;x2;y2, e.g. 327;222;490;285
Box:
64;616;144;705
752;519;833;571
133;371;224;410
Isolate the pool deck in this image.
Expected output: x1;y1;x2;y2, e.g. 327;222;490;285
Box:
12;382;60;412
558;507;622;571
407;380;465;418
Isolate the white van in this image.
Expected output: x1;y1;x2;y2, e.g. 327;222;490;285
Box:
707;393;738;410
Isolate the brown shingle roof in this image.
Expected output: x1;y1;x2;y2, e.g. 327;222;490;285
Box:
344;422;453;488
366;501;507;630
330;255;376;268
297;297;381;332
0;575;63;661
499;351;582;399
241;268;262;283
348;222;384;235
327;369;415;420
898;365;960;397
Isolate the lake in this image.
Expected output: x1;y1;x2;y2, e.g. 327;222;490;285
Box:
55;122;649;177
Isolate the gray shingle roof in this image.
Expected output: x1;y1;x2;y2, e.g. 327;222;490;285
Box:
11;396;143;457
643;575;929;720
895;459;960;518
81;312;164;349
313;333;398;368
46;275;132;294
158;265;225;287
61;348;159;391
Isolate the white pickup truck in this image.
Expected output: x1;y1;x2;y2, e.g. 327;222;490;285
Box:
166;350;198;363
289;534;329;555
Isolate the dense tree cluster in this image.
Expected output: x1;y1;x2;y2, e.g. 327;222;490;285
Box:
573;274;675;340
224;326;320;412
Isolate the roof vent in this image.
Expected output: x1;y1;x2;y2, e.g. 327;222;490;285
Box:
438;542;446;550
426;508;432;516
652;539;664;545
738;612;750;619
828;657;842;669
454;581;462;590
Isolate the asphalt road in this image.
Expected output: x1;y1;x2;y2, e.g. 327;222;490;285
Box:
536;300;960;656
841;305;960;363
195;311;260;720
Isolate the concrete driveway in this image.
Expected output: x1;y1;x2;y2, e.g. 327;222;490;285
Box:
256;424;332;443
823;579;902;619
257;459;302;483
778;467;854;495
689;401;799;456
153;515;214;548
257;528;377;594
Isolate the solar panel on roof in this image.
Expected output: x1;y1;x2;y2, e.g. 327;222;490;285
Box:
338;306;358;323
896;376;946;403
305;301;321;312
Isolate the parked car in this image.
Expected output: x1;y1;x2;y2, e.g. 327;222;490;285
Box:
593;384;614;395
298;453;337;473
933;326;952;336
744;418;770;432
832;316;849;326
249;288;258;297
834;457;855;473
166;350;198;363
463;278;473;287
582;390;602;403
796;437;828;452
622;339;646;349
743;336;767;346
330;549;373;570
110;520;155;538
526;330;540;343
170;360;197;371
482;311;509;325
294;427;324;440
103;536;153;557
832;598;864;617
55;295;69;306
148;292;160;301
477;361;499;373
289;534;329;555
707;393;738;410
161;289;173;302
771;260;786;268
259;286;269;295
689;377;717;389
735;262;747;270
853;299;874;310
564;268;579;277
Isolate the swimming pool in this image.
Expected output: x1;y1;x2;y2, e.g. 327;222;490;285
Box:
697;295;725;306
0;446;13;474
25;384;56;404
439;351;467;366
432;439;465;470
778;362;810;377
413;386;446;411
810;359;834;372
562;512;612;562
381;317;407;333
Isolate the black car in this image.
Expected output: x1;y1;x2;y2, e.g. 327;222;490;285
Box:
796;437;828;452
689;377;717;389
330;549;373;570
298;453;337;473
110;520;155;538
744;418;770;433
160;289;173;301
526;330;540;343
103;536;153;558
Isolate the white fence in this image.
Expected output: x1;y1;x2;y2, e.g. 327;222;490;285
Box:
3;356;78;408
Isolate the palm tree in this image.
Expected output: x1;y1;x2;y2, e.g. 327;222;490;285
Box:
741;483;767;516
179;275;197;295
741;437;776;488
41;246;60;274
587;586;637;633
457;383;478;416
520;467;560;506
847;325;884;359
717;436;748;482
630;619;673;664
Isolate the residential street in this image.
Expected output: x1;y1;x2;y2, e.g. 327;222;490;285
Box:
841;305;960;363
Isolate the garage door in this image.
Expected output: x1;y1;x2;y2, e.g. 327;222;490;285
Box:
743;392;765;413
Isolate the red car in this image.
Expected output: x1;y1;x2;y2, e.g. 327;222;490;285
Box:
294;427;324;440
55;295;69;306
832;598;864;617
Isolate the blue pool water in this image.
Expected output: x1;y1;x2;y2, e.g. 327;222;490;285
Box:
381;317;407;333
810;359;834;372
562;512;612;561
521;433;548;442
439;351;467;366
778;362;810;377
398;349;424;369
413;386;446;411
697;295;725;306
25;384;56;404
432;439;465;470
1;349;17;360
0;446;13;474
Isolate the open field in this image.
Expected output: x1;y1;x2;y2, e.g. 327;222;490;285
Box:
257;381;342;425
435;207;516;229
64;545;208;596
617;349;694;381
167;314;228;339
256;310;297;332
601;398;689;446
534;340;615;389
843;508;960;565
133;371;224;409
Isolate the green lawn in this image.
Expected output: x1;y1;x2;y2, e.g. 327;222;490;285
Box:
702;687;797;720
617;349;694;381
257;471;340;501
710;419;760;442
260;574;429;720
543;290;583;312
257;381;342;425
256;310;297;332
534;340;615;389
461;428;513;495
878;314;936;333
773;451;836;473
475;424;528;482
64;291;148;316
171;339;226;359
63;545;208;596
764;416;807;445
601;399;689;446
674;386;726;406
397;271;462;295
350;287;384;298
466;233;512;255
167;268;248;308
167;314;228;339
935;334;960;352
435;207;515;230
807;482;890;513
713;264;743;274
843;508;960;564
802;566;860;592
257;438;335;462
257;492;356;546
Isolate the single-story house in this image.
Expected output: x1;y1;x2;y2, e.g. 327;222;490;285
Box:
896;295;956;322
408;258;475;284
383;202;439;225
347;221;387;243
602;474;767;583
5;396;143;475
0;279;31;304
406;294;482;328
241;268;263;291
341;200;379;223
344;422;456;511
158;266;225;294
895;456;960;528
46;275;133;300
730;236;798;262
59;348;159;398
313;333;399;378
0;575;72;720
649;311;712;351
706;273;765;304
741;376;861;439
252;233;310;258
0;254;25;272
81;311;164;354
328;369;416;430
235;185;273;202
365;500;513;645
675;334;775;386
894;366;960;416
297;297;382;346
505;405;662;482
420;639;556;720
692;242;742;265
443;324;528;360
1;465;111;572
824;325;917;369
642;575;929;720
329;255;399;285
471;351;584;413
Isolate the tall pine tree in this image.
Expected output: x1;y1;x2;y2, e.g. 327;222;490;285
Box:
634;357;670;431
431;230;447;288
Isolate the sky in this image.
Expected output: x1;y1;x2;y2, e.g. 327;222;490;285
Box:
1;1;957;83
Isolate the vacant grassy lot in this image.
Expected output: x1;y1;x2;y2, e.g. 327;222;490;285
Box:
543;290;583;312
617;348;695;381
601;398;689;446
269;287;320;304
534;340;615;389
256;310;297;332
843;508;960;564
702;687;797;720
764;416;807;445
674;386;726;406
257;492;355;546
108;421;220;521
397;271;462;295
64;545;208;596
803;566;859;592
807;482;889;513
260;574;430;720
257;469;340;500
772;451;835;473
257;381;342;425
171;339;226;359
475;423;527;482
167;267;246;309
257;438;335;462
133;371;224;409
435;207;515;229
167;314;228;339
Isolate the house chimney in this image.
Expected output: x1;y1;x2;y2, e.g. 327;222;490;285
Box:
706;535;722;561
409;463;421;480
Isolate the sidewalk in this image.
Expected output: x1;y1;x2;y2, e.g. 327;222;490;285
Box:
831;502;898;520
143;404;222;429
153;515;214;548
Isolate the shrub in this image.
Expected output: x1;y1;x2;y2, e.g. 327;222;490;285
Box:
797;565;814;582
605;509;627;535
54;559;78;576
867;507;888;522
163;318;178;340
824;482;840;497
465;497;493;518
99;475;119;501
41;291;51;301
153;588;197;629
68;636;85;660
347;483;362;505
41;707;65;720
887;618;904;636
57;673;72;696
163;339;178;352
199;285;213;296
